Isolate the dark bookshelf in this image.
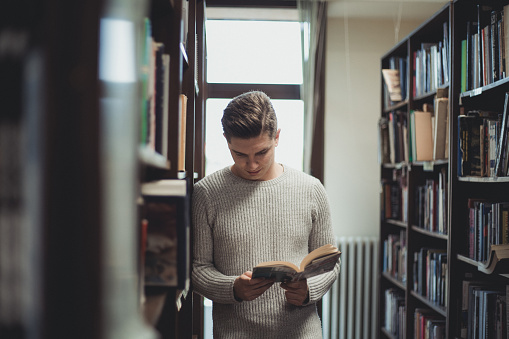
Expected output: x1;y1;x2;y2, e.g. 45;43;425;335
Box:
410;291;447;317
381;327;398;339
380;1;509;338
0;0;206;338
379;3;452;338
382;272;407;291
384;100;409;114
141;0;206;338
386;219;408;229
411;225;448;240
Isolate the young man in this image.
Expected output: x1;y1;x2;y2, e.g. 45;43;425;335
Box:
192;91;340;338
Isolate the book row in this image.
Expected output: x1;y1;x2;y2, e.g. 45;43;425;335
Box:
139;18;189;172
141;17;170;158
384;288;406;339
382;56;408;104
140;179;191;290
413;247;448;308
458;94;509;177
414;308;445;339
381;21;449;106
413;22;450;98
467;199;509;262
378;93;449;165
383;230;407;283
379;111;406;164
384;289;447;339
381;168;408;223
461;281;508;339
460;5;509;92
414;167;448;235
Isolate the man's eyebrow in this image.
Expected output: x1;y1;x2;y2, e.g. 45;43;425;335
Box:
231;149;246;155
255;148;269;155
230;147;270;156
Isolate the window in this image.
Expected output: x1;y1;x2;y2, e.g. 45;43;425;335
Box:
205;18;304;175
206;20;303;84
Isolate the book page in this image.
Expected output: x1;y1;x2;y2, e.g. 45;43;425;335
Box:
299;244;339;270
254;260;299;272
293;252;341;282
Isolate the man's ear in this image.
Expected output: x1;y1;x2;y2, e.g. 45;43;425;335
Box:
275;129;281;146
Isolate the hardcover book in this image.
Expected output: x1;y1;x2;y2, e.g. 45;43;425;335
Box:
413;110;433;161
382;69;403;102
433;97;449;160
251;244;341;282
141;179;190;289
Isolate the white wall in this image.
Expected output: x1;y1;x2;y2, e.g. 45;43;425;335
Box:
324;17;422;238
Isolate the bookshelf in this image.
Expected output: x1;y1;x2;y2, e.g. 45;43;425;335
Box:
138;0;206;338
380;1;509;338
0;0;205;338
379;3;452;339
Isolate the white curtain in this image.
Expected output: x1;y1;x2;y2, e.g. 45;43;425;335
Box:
298;0;327;178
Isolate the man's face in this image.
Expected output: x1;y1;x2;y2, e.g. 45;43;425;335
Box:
226;130;281;181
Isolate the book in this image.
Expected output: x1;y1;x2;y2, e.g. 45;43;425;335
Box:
461;39;467;92
178;94;188;172
491;10;499;83
433;96;449;160
382;69;403;102
458;113;483;176
141;178;190;289
505;5;509;79
251;244;341;282
154;42;165;155
142;199;178;287
388;112;396;163
478;244;509;274
413;110;433;161
466;21;474;91
378;117;391;164
161;53;170;159
488;119;499;176
495;92;509;176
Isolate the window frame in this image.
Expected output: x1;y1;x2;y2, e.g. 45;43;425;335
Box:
205;0;301;101
204;2;309;176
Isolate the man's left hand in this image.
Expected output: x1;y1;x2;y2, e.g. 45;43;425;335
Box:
280;279;309;306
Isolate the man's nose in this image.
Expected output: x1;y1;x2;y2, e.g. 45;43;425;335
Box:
246;157;257;169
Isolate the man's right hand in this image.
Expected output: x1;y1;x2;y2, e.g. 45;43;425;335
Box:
233;271;274;301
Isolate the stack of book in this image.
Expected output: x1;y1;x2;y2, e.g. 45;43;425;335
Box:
458;92;509;177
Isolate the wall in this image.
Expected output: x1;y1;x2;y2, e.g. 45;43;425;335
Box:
324;17;422;238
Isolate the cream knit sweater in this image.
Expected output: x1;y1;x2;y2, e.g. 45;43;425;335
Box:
192;166;340;339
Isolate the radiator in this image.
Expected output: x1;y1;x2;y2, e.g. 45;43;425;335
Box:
322;237;379;339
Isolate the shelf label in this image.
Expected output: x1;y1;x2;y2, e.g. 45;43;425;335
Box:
470;88;482;97
423;161;433;171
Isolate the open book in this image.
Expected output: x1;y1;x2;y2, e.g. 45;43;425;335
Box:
478;244;509;274
251;244;341;282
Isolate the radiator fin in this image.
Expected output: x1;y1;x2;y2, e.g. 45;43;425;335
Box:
323;237;379;339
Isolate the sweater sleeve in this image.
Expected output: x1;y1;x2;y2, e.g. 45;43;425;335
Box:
306;181;341;304
191;184;240;304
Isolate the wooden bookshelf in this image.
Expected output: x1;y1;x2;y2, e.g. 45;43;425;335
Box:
0;0;205;338
380;1;509;338
379;3;452;338
140;0;206;338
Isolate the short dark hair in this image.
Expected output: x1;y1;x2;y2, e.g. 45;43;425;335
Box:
221;91;278;142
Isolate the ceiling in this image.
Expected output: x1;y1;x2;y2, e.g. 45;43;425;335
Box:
326;0;449;20
206;0;451;22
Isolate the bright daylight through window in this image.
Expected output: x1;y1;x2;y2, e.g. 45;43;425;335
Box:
205;19;304;176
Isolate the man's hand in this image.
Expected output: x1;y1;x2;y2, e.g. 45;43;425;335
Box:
233;271;274;301
281;279;309;306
